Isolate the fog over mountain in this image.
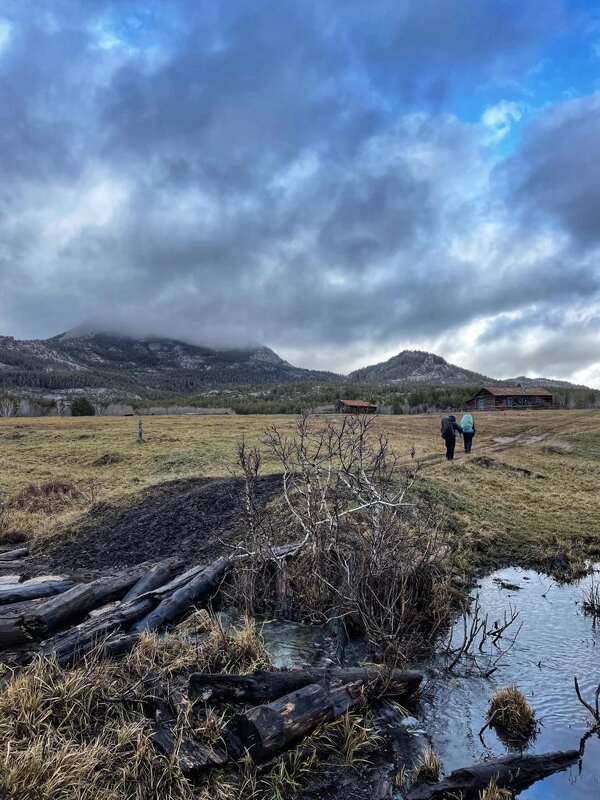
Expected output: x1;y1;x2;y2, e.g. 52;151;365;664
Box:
0;2;599;385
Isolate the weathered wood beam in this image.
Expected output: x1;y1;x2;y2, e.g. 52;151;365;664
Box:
122;559;186;603
0;548;29;562
39;595;156;666
190;667;422;704
405;750;580;799
231;681;363;762
134;556;232;632
0;577;74;605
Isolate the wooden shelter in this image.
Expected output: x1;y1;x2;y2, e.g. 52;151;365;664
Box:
466;387;553;411
335;399;377;414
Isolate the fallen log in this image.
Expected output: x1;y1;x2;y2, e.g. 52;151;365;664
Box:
134;556;232;632
190;667;422;703
151;724;228;776
405;749;580;800
39;595;156;666
0;548;29;561
2;564;166;640
0;612;35;646
231;681;362;762
0;577;74;605
0;561;27;573
0;575;22;585
122;558;186;603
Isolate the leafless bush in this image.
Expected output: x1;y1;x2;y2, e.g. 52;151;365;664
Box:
234;413;457;662
0;397;17;418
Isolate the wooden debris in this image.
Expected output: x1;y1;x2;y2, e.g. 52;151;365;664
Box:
134;556;232;632
39;596;156;666
122;558;185;603
0;548;29;561
0;577;74;605
151;724;228;776
406;749;580;799
190;667;422;704
231;681;363;762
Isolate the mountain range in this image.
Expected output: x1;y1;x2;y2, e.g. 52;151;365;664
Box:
0;329;589;399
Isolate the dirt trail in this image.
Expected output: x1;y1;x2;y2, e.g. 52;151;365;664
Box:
30;474;283;576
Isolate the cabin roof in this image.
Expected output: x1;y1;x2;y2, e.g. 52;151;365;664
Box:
481;386;553;397
338;399;377;407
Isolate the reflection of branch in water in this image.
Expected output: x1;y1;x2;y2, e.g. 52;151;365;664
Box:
574;676;600;724
574;675;600;765
443;595;521;677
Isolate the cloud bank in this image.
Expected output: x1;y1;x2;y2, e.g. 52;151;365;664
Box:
0;0;599;382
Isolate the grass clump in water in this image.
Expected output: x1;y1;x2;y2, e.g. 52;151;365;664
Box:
582;578;600;616
486;686;536;745
412;746;441;783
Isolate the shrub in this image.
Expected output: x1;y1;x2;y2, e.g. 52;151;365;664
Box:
71;397;95;416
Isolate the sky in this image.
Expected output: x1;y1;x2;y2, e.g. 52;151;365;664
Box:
0;1;600;384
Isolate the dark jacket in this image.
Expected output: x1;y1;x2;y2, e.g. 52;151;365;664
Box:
441;415;462;439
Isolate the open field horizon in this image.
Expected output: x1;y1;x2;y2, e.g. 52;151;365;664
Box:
1;409;599;568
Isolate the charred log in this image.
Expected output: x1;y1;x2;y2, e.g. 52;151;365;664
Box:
230;681;362;762
406;749;580;799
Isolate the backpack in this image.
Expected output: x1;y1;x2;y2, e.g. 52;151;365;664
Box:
441;417;455;438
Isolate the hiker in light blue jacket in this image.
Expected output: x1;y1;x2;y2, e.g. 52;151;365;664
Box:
459;413;475;454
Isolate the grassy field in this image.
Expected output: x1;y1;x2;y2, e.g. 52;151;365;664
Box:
1;410;599;566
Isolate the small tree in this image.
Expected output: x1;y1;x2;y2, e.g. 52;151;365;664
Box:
71;397;96;417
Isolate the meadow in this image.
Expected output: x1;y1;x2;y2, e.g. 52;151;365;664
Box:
1;409;599;567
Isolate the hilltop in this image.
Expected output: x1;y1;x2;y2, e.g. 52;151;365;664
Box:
0;329;339;399
347;349;494;385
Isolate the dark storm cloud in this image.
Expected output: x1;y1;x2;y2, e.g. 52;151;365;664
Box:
0;0;599;380
505;92;600;246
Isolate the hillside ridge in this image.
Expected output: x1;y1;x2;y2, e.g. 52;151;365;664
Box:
0;331;589;398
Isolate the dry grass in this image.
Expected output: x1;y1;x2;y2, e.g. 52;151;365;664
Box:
0;612;277;800
479;777;513;799
0;410;599;567
180;610;271;673
412;746;441;783
486;686;536;745
0;652;194;800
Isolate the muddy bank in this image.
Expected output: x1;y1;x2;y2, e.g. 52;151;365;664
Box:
32;474;283;575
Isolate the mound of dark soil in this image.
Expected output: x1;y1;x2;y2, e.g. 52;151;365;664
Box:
42;474;283;573
471;456;546;479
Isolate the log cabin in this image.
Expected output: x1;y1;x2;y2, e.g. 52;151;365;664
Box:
466;387;553;411
335;399;377;414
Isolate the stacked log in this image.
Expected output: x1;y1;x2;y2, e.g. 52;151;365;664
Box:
189;667;423;703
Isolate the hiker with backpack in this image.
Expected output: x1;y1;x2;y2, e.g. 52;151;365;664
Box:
459;412;475;454
440;414;462;461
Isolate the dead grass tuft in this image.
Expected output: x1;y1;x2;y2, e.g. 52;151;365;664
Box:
582;578;600;616
412;746;441;783
479;776;513;799
9;480;84;513
189;612;271;674
541;440;575;455
486;686;536;745
0;654;194;800
92;452;122;466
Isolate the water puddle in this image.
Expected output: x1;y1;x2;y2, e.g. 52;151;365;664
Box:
259;566;600;798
